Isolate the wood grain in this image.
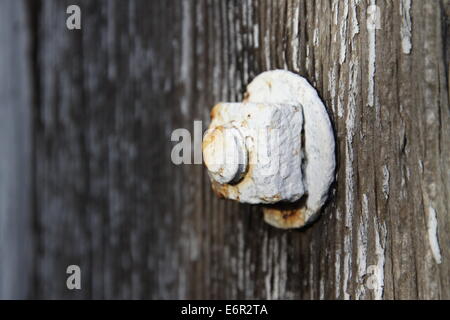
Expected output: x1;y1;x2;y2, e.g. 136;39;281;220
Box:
28;0;449;299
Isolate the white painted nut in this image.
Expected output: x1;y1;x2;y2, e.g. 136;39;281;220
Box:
206;102;305;204
203;70;336;229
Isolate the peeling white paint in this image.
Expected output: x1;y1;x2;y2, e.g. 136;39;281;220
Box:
351;0;360;38
339;0;349;64
427;206;442;264
382;165;390;200
291;5;300;72
337;75;345;118
333;0;339;26
345;59;358;228
367;0;377;108
263;235;287;299
400;0;412;54
313;28;319;46
341;29;360;297
335;240;341;298
305;45;311;73
418;159;424;172
334;239;342;299
328;66;338;116
343;235;352;300
373;218;386;300
356;194;369;299
253;24;259;48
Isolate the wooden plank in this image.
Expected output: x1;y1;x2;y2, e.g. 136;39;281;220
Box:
31;0;449;299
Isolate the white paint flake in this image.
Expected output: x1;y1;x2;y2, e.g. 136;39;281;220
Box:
337;75;345;118
342;41;359;299
328;67;337;109
382;165;390;200
253;24;259;48
427;206;442;264
351;0;360;38
356;194;369;299
367;0;377;108
345;58;358;227
335;237;341;298
343;235;352;300
313;28;319;46
339;0;349;64
333;0;339;26
291;5;300;72
400;0;412;54
373;218;387;300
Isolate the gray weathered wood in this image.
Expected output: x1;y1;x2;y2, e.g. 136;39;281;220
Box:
27;0;450;299
0;0;33;299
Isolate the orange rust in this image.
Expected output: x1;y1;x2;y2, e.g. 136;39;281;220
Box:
202;125;224;152
262;196;308;229
210;103;222;120
263;207;306;229
211;181;229;199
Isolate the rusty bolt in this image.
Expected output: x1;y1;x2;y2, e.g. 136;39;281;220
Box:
203;70;335;229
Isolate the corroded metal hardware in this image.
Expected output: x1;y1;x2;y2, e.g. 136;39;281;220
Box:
203;70;335;229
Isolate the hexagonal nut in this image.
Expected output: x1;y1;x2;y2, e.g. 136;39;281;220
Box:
205;102;305;204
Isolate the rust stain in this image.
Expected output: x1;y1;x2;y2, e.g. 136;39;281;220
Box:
210;103;222;120
263;207;306;229
211;181;229;199
202;125;223;151
243;91;250;102
262;196;308;229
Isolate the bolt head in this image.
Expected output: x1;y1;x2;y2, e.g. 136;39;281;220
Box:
203;126;247;184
